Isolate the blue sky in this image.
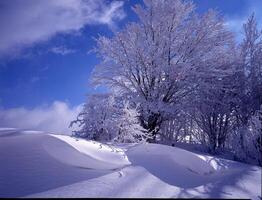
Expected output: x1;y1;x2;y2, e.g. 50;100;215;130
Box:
0;0;261;111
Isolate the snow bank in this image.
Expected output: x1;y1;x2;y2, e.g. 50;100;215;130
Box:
0;132;110;197
0;127;18;137
26;166;182;198
48;134;131;170
28;141;262;199
0;129;260;199
127;143;215;175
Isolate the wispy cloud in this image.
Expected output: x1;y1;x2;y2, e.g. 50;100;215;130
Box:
30;76;41;83
0;0;126;57
96;1;126;30
0;101;83;134
49;46;76;56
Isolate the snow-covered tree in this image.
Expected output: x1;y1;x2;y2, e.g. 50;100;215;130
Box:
70;94;120;141
229;110;262;165
182;14;261;154
236;14;262;124
92;0;234;142
227;15;262;164
190;50;239;153
115;102;151;143
71;2;260;167
70;94;150;143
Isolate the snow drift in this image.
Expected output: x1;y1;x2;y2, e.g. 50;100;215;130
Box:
0;128;261;199
45;134;131;170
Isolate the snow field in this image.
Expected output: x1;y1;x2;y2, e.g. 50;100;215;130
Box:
0;129;260;199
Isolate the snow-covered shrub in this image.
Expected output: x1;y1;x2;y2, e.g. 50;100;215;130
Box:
229;112;261;166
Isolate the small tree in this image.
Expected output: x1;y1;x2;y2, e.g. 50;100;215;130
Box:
115;102;151;143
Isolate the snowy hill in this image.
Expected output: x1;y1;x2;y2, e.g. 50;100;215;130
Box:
0;128;261;199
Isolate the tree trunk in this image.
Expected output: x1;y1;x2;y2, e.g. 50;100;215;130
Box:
146;113;162;143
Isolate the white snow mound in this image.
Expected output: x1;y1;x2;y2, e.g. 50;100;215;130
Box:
127;143;216;175
45;134;131;170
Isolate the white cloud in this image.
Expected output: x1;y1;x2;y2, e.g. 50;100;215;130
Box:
0;101;83;135
49;46;76;55
96;1;126;30
0;0;125;57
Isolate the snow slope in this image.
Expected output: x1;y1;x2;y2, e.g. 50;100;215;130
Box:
48;134;130;170
0;130;113;197
0;128;261;199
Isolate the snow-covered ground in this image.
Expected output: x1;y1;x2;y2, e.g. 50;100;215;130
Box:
0;128;261;199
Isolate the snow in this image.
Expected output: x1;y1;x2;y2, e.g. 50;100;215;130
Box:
0;128;17;131
0;129;261;199
127;143;216;176
0;128;44;137
46;134;131;170
0;130;110;197
0;128;18;137
21;130;45;134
